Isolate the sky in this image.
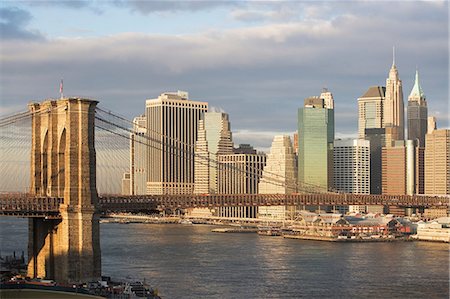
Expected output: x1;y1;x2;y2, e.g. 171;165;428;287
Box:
1;0;449;151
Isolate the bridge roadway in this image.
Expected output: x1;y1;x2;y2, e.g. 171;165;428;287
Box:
1;193;448;217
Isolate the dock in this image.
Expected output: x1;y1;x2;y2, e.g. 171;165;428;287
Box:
212;228;258;233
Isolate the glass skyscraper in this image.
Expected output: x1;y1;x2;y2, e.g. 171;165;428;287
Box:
298;95;335;192
407;70;427;147
194;111;234;194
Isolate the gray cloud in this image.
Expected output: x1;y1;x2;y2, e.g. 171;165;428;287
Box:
21;0;91;9
0;7;43;40
112;0;241;14
0;2;448;151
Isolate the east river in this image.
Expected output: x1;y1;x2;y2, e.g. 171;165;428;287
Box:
1;217;449;298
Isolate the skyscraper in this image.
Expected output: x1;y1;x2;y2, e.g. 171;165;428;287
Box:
193;119;209;194
258;135;297;220
407;70;428;147
194;111;234;194
358;85;386;195
427;116;437;134
333;139;370;194
130;115;147;195
364;128;386;194
384;48;404;141
146;91;208;195
298;94;334;192
358;86;385;138
425;129;450;195
320;88;334;110
217;153;266;218
382;140;416;195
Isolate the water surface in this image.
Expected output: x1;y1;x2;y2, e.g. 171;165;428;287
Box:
1;218;448;298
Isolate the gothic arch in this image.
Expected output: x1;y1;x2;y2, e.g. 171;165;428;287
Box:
41;130;48;196
58;128;67;197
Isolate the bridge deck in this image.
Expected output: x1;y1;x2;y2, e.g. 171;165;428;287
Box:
0;193;448;217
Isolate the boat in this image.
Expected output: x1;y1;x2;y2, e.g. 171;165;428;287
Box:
257;227;282;236
179;219;193;225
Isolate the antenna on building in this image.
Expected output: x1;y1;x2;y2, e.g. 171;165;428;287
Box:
392;46;396;67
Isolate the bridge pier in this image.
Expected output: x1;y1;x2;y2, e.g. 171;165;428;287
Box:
27;210;101;283
27;98;101;283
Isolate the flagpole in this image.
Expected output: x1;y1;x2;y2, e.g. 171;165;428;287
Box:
60;79;64;99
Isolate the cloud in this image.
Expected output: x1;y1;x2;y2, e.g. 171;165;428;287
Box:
21;0;91;9
0;7;43;40
230;2;329;23
113;0;241;14
0;1;448;153
233;129;295;153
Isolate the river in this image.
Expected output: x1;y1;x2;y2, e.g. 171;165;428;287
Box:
1;217;448;298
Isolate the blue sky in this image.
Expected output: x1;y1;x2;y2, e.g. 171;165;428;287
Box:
1;0;449;151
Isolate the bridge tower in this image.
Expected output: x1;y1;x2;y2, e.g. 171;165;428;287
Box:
27;98;101;283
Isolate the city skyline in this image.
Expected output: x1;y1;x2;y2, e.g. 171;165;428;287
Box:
1;1;448;151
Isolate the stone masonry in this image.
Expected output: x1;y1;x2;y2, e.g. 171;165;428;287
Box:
27;98;101;283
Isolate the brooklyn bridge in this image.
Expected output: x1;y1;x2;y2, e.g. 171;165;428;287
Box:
0;98;447;284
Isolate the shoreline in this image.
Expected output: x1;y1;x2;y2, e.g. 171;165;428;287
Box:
101;213;449;243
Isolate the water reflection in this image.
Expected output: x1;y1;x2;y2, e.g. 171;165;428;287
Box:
0;218;448;299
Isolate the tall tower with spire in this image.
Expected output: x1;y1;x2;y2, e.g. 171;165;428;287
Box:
384;47;405;142
407;69;428;147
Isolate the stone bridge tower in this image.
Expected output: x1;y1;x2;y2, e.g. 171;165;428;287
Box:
27;98;101;283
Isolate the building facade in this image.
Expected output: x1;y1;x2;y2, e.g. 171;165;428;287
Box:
258;135;297;220
425;129;450;195
217;153;266;218
298;95;334;192
382;140;416;195
129;115;147;195
194;112;234;194
358;86;385;138
364;128;386;194
121;172;131;195
428;116;437;134
384;50;405;141
333;139;370;194
407;70;428;147
146;91;208;194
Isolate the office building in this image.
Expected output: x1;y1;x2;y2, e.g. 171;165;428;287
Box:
358;85;386;195
130;115;147;195
333;139;370;194
425;129;450;195
415;146;425;195
146;91;208;194
333;139;370;215
382;140;416;195
258;135;297;220
121;172;131;195
364;128;385;194
407;70;428;147
217;153;266;218
298;94;334;192
320;88;334;110
428;116;437;134
194;112;234;194
293;133;299;154
234;144;257;154
358;86;385;138
193;119;209;194
384;48;404;141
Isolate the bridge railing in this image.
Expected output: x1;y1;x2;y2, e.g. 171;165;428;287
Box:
0;196;63;213
97;193;449;210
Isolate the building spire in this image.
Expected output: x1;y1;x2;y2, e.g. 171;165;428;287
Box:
408;67;425;100
392;46;396;67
